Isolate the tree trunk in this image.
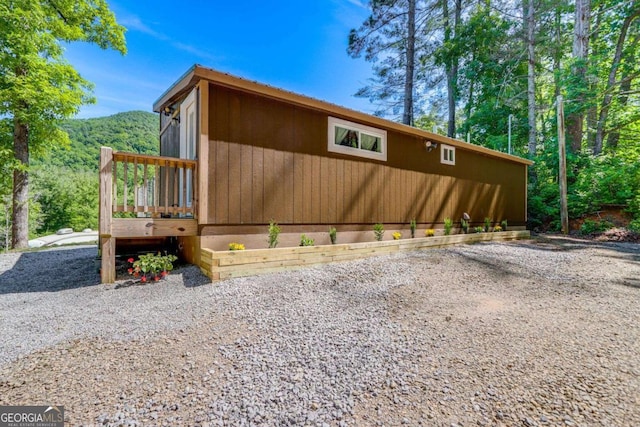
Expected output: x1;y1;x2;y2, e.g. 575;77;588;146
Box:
403;0;416;126
12;119;29;249
443;0;461;138
566;0;590;153
594;8;640;154
526;0;536;157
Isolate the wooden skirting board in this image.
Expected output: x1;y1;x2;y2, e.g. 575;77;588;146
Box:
200;230;530;281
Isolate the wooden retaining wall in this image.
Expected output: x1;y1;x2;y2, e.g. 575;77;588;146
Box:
199;230;530;281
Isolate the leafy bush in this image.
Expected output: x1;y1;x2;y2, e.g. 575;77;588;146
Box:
460;218;469;234
444;217;453;235
410;219;416;238
628;219;640;233
580;219;612;235
128;252;177;282
475;226;484;233
299;234;314;246
500;219;508;231
484;217;492;232
268;220;280;248
228;242;245;251
329;227;337;244
373;223;384;241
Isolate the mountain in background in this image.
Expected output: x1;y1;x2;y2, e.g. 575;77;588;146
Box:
34;111;159;171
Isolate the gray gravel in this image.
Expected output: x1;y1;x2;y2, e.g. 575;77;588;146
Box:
0;237;639;426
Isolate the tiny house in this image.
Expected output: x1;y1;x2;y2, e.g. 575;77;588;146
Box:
99;65;532;283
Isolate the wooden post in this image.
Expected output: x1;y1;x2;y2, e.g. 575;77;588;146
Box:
557;96;569;235
99;147;116;283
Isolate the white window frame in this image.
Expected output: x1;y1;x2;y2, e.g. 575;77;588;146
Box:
327;117;387;161
441;144;455;165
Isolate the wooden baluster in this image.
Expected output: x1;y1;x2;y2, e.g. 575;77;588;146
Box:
182;162;188;215
154;159;159;215
112;159;118;212
123;157;128;212
143;162;149;214
164;160;169;213
133;158;138;213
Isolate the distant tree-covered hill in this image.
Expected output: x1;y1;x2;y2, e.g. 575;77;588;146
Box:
33;110;159;171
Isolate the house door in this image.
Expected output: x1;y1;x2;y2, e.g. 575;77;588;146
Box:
179;88;197;211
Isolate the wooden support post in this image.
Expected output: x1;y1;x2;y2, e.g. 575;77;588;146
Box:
557;95;569;235
99;147;116;283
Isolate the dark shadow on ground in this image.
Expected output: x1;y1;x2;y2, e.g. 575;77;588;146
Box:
0;246;101;294
510;234;640;262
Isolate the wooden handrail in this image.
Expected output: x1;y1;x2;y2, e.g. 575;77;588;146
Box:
101;148;197;218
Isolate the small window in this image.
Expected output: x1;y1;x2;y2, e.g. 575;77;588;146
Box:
328;117;387;161
441;144;455;165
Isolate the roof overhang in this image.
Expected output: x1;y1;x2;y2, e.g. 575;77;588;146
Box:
153;64;533;166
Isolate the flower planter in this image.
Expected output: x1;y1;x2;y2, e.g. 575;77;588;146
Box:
199;230;530;282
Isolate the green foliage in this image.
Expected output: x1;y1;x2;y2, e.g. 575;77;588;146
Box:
329;226;337;244
128;252;177;281
34;111;158;171
267;220;280;248
299;234;315;247
444;217;453;235
410;219;417;238
500;220;508;231
31;166;99;234
460;218;469;234
474;226;484;233
580;219;613;235
483;217;492;232
373;223;384;241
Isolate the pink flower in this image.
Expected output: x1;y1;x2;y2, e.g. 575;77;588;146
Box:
127;268;133;274
128;258;134;263
161;271;167;277
141;276;147;283
154;275;160;282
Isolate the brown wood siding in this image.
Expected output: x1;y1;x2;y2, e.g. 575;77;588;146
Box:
206;83;527;226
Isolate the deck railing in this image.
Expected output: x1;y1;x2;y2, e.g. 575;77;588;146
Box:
100;147;197;218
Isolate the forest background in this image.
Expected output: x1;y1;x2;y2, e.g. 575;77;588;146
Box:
0;0;638;249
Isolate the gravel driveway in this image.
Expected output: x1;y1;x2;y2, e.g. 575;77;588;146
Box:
0;237;638;426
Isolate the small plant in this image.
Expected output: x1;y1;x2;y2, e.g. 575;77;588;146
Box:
268;220;280;248
461;218;469;234
425;228;435;237
329;226;337;244
392;231;402;240
373;223;385;241
300;234;315;246
444;217;453;236
580;219;612;235
484;217;492;232
500;219;508;231
228;242;245;251
493;225;503;232
475;226;484;233
128;252;177;282
410;219;417;238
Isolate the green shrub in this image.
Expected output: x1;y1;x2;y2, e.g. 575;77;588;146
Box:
460;218;469;234
580;219;612;235
628;219;640;233
474;226;484;233
268;220;280;248
444;217;453;235
410;219;416;238
299;234;314;246
484;217;492;232
373;223;384;241
500;219;508;231
128;252;177;282
329;227;337;244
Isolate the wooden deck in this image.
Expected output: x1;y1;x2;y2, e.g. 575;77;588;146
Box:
99;147;198;283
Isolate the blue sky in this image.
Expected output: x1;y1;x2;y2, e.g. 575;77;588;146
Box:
64;0;375;118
